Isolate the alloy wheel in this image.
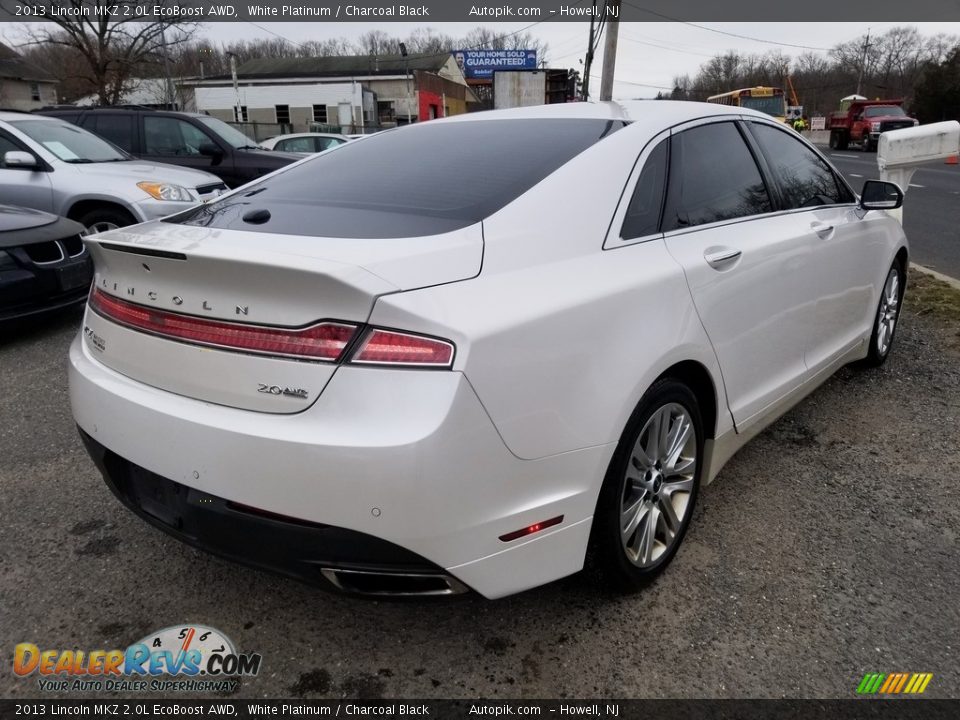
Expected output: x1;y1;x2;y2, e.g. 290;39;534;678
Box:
876;267;900;357
86;221;119;235
620;403;697;568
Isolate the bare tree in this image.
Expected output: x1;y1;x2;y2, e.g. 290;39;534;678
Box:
18;0;198;106
354;30;402;57
459;27;549;63
682;26;959;114
401;28;455;56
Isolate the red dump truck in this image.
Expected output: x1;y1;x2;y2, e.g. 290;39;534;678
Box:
828;97;919;152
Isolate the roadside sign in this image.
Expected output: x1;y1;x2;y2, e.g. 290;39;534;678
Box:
453;50;538;80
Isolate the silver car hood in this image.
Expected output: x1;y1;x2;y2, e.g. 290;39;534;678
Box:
71;160;222;189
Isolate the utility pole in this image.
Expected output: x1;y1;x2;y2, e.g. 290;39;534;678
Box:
599;0;621;102
581;0;598;100
227;52;241;123
159;21;175;109
856;28;872;96
400;42;412;125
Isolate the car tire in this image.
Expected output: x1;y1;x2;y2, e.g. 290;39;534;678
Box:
861;261;905;367
836;132;849;150
829;131;838;149
592;378;704;591
76;207;136;235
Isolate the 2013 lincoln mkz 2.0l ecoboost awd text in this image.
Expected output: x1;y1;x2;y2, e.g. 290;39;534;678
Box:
69;101;908;599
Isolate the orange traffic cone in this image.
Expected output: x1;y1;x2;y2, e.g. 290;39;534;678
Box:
947;155;959;165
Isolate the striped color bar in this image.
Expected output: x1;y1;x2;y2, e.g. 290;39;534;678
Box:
857;673;933;694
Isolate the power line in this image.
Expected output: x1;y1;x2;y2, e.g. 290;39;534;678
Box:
243;21;308;49
620;2;831;51
590;74;674;91
620;35;717;59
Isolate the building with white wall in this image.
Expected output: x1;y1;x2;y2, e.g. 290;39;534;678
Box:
0;43;57;111
194;81;375;133
183;53;475;133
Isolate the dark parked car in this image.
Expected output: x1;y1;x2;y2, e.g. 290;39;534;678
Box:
37;108;301;188
0;205;92;323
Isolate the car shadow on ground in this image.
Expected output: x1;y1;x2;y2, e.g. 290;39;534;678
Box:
0;306;84;348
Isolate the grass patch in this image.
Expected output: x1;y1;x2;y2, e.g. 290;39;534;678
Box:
906;270;960;323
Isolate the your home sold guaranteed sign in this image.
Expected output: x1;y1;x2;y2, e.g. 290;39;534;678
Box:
13;625;261;693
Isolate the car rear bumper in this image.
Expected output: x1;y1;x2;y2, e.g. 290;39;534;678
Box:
69;332;609;598
79;428;469;596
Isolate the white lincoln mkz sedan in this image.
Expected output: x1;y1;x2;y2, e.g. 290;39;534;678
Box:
69;101;908;599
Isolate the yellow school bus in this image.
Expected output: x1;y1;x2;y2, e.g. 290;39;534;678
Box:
706;86;787;123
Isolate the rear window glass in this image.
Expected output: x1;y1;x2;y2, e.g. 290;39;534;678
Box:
168;119;625;238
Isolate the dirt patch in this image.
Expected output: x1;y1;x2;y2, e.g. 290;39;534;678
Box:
907;270;960;349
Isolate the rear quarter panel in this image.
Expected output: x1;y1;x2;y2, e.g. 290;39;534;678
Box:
368;121;732;460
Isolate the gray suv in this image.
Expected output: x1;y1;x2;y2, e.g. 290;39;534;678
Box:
0;111;226;233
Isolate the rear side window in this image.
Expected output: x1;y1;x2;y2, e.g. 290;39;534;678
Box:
54;113;80;125
91;115;134;153
749;123;853;208
276;137;314;153
144;117;213;156
662;122;772;231
170;119;625;239
317;137;345;151
621;139;668;240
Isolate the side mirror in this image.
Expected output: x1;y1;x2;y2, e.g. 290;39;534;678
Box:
860;180;904;210
3;150;39;169
198;142;224;162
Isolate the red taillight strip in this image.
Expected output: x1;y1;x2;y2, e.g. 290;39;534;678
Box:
352;328;455;367
89;287;356;362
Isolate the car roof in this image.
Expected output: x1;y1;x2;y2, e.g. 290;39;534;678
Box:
270;132;347;139
445;100;752;122
404;101;774;153
33;107;209;119
0;110;62;122
439;99;764;126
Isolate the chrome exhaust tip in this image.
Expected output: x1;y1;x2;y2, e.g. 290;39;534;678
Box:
320;567;470;597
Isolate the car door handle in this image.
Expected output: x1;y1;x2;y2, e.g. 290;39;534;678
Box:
810;221;835;237
704;247;742;269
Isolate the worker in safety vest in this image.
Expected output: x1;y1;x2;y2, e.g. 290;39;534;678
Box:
792;116;806;132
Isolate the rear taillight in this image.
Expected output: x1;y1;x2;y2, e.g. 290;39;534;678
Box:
89;287;356;362
88;288;456;368
351;329;454;368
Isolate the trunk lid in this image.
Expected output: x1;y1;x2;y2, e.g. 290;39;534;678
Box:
82;220;482;413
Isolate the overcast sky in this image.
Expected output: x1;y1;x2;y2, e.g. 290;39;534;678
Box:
6;21;960;99
197;21;960;98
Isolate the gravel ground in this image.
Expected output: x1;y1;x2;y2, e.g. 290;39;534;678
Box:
1;288;958;700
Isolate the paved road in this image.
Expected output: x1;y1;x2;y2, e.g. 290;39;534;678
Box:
1;303;958;700
818;146;960;279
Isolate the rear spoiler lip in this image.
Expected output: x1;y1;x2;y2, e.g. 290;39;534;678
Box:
97;242;187;261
